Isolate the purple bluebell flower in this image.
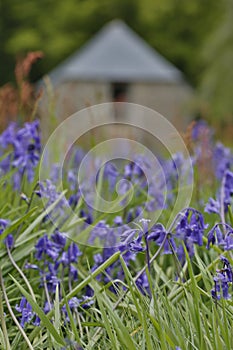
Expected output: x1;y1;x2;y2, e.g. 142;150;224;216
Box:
147;223;175;254
51;230;67;249
89;220;113;246
0;122;17;148
15;297;35;327
0;219;13;248
114;216;123;226
67;169;77;191
0;219;10;234
125;206;143;224
33;315;41;326
50;163;60;183
35;234;60;261
119;226;145;253
45;269;60;293
212;142;233;180
205;197;221;215
207;223;233;250
36;180;69;223
62;296;94;321
192;120;211;141
5;234;14;249
73;147;85;168
224;170;233;208
67;242;82;263
24;262;39;270
174;208;207;261
79;208;93;224
43;301;51;314
104;161;119;192
135;272;150;296
211;256;233;300
0;120;41;189
68;193;79;208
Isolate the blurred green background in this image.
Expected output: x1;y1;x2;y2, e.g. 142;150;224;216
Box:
0;0;233;124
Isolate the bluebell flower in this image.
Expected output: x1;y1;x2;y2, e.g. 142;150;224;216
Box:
73;147;85;168
211;256;233;300
0;120;41;189
35;234;60;261
208;170;233;216
68;193;79;208
0;219;13;248
192;120;210;141
62;296;94;321
125;206;143;223
51;230;67;249
147;223;175;254
79;208;93;224
67;242;82;263
36;180;69;223
50;163;60;183
224;170;233;207
15;297;35;327
0;122;17;148
174;209;207;261
113;215;123;226
5;234;14;249
207;223;233;250
135;272;150;296
45;272;60;293
104;161;119;192
33;315;41;326
0;219;10;234
67;169;77;191
119;226;145;253
205;197;221;215
89;220;114;246
212;142;233;180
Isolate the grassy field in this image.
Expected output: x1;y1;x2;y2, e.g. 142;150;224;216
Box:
0;118;233;350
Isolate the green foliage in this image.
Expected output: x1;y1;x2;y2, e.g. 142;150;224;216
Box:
0;0;225;86
199;0;233;122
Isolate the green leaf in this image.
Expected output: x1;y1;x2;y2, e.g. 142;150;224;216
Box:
0;207;38;242
18;191;67;241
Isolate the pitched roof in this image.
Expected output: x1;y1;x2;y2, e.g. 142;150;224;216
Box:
48;20;184;85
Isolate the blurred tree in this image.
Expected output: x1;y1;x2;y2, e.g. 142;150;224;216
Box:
137;0;224;85
0;0;225;88
199;0;233;123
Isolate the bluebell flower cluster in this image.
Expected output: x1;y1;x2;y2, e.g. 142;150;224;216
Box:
145;208;207;263
15;230;84;326
0;120;41;189
0;118;232;333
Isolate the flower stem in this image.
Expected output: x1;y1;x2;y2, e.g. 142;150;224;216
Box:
0;289;11;350
220;172;226;227
6;243;36;302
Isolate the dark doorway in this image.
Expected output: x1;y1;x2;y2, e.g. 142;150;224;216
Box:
111;82;129;102
111;82;129;120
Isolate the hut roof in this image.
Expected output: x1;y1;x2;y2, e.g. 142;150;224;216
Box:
48;20;184;85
